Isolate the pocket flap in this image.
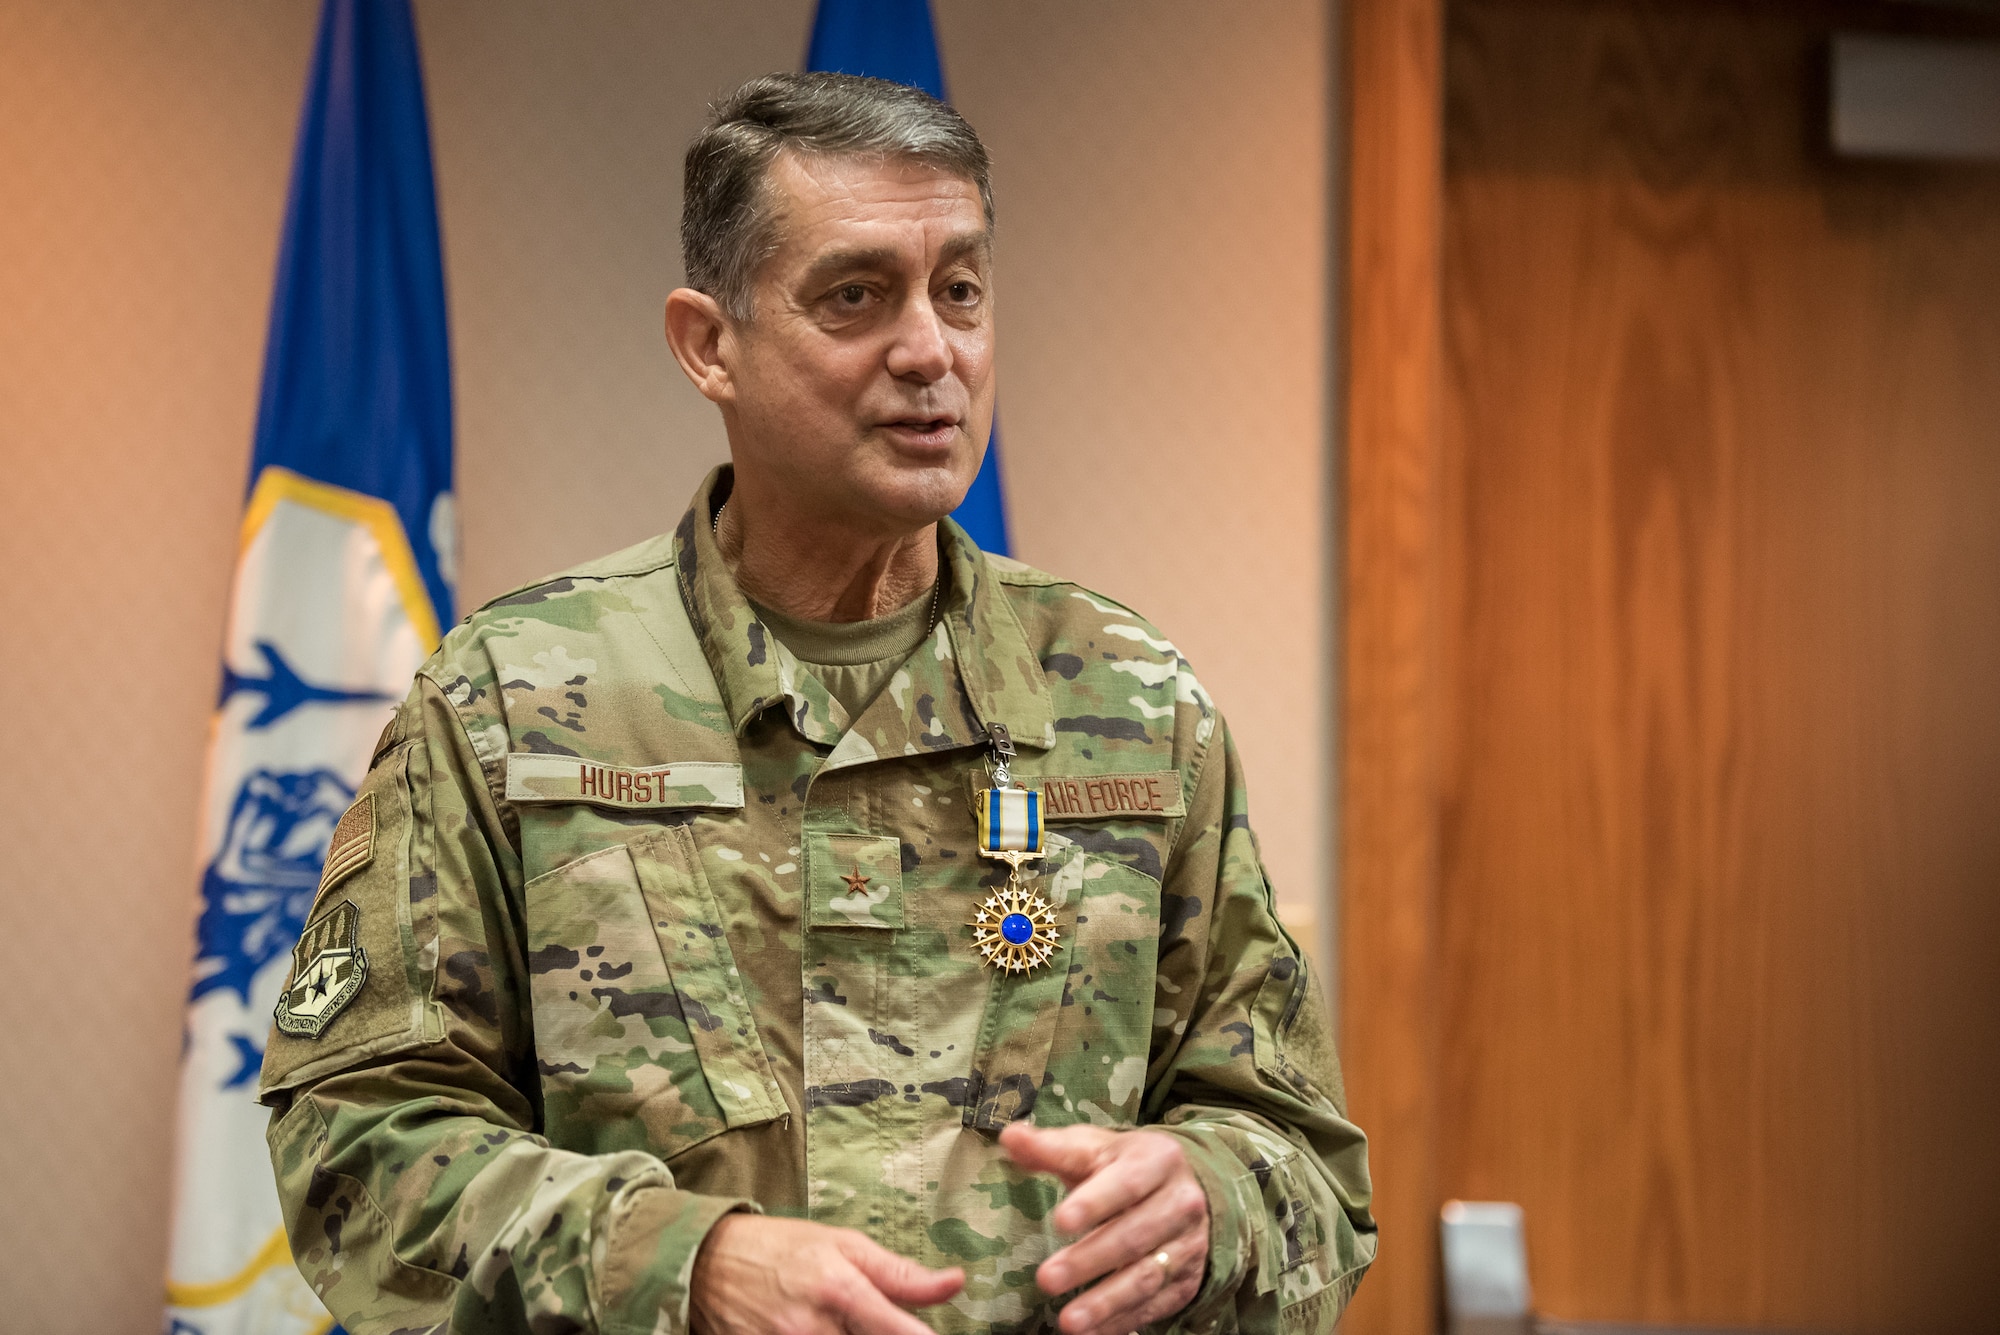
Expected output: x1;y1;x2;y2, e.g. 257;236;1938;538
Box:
808;833;905;930
630;827;788;1131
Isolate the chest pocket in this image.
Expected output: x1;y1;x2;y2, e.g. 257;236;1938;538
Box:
962;838;1163;1130
808;832;904;929
522;825;785;1159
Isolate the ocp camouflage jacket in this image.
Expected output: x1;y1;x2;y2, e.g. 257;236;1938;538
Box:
259;467;1376;1335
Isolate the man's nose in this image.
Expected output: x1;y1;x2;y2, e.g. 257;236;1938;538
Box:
884;296;952;383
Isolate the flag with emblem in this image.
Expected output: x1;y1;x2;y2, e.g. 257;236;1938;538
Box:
806;0;1013;554
165;1;452;1331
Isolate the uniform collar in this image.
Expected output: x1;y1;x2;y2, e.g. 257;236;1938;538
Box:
672;465;1054;759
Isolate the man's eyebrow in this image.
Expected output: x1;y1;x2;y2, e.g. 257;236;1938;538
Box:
936;231;992;265
796;232;993;290
798;247;900;288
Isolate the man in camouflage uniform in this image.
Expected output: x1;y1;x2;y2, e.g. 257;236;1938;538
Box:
260;72;1374;1335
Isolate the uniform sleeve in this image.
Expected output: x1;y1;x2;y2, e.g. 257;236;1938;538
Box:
258;674;755;1335
1143;713;1377;1335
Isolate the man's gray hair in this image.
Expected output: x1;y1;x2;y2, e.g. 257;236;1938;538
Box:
682;71;994;321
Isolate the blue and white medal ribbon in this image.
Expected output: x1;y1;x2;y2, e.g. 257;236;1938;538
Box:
978;786;1042;861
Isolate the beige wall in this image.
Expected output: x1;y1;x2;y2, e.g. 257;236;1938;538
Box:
0;3;323;1327
0;2;1328;1328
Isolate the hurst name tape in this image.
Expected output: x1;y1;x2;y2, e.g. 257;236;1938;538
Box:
505;754;744;811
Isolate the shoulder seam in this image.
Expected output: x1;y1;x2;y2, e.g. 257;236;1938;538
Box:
413;670;513;826
992;569;1151;622
992;566;1070;589
473;559;675;618
469;538;679;619
1164;678;1224;872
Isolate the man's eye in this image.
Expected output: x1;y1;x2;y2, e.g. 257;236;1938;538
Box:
837;285;868;305
946;282;978;304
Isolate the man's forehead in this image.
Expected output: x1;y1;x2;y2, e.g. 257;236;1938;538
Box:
764;150;988;261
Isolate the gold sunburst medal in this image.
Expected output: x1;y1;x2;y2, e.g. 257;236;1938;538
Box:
970;884;1060;974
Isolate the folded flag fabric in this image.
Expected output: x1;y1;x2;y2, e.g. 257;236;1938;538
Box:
165;2;452;1331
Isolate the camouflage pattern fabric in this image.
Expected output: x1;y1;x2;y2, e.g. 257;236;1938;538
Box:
260;466;1376;1335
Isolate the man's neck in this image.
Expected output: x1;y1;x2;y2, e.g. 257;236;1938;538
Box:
715;485;939;624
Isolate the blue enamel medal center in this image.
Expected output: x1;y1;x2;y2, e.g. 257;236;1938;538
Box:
970;884;1059;974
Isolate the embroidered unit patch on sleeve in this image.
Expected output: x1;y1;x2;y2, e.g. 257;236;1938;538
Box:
274;899;369;1038
319;792;375;891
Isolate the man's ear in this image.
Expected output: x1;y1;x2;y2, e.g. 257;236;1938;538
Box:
665;287;735;404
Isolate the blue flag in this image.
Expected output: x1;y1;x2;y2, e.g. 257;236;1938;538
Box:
166;2;451;1331
807;0;1013;555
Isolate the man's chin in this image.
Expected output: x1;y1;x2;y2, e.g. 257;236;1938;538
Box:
734;442;979;533
847;455;978;530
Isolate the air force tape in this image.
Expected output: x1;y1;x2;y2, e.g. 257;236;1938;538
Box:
274;899;368;1038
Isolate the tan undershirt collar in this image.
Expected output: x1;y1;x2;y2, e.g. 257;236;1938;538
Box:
751;586;939;723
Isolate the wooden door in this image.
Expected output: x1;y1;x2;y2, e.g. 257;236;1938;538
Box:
1430;1;2000;1329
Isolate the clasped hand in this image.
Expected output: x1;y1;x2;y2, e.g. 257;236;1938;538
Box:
688;1123;1209;1335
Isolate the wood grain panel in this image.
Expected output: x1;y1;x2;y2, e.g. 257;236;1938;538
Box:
1339;0;1446;1332
1439;2;2000;1330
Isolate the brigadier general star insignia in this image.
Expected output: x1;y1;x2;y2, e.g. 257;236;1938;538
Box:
274;899;368;1038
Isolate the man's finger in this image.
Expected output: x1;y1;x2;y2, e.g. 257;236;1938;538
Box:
1056;1227;1205;1335
1056;1252;1166;1335
840;1233;966;1308
1071;1270;1203;1335
999;1121;1114;1185
1037;1178;1190;1295
1048;1134;1180;1237
835;1273;960;1335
